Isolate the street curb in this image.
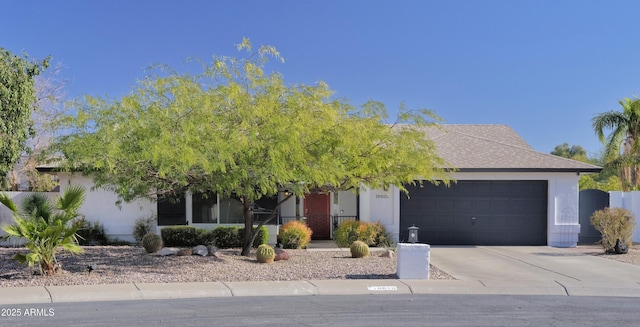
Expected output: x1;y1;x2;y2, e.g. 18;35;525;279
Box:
3;278;640;305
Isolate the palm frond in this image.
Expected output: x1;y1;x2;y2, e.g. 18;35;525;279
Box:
0;193;18;213
56;185;86;216
21;193;54;223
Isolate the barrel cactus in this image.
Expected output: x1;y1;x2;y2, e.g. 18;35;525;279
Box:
142;233;163;253
350;240;370;258
256;244;276;263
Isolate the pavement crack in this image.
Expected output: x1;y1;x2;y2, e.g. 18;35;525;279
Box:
554;280;570;296
43;286;53;303
220;281;236;296
480;247;581;281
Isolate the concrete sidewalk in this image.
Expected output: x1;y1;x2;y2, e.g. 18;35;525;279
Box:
3;246;640;305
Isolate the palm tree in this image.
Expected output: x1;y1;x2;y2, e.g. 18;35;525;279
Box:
0;185;86;275
593;97;640;191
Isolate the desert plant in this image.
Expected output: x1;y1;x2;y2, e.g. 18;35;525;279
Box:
0;185;86;275
256;244;276;263
133;215;156;244
357;222;379;246
591;207;635;253
73;217;109;246
334;220;360;247
350;240;370;258
334;220;390;247
277;220;312;249
375;224;394;248
141;232;163;253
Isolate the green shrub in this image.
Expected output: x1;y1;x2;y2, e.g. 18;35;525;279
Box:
161;226;214;247
73;217;109;246
133;215;156;244
212;226;268;248
333;220;360;248
212;226;241;248
357;222;379;246
239;226;269;248
374;223;394;248
107;238;131;246
334;220;390;247
591;207;635;253
278;220;312;249
142;233;163;253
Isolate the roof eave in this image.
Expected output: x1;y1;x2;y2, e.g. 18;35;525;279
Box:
453;167;603;173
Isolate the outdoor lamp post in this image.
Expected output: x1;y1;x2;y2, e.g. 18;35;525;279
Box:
408;225;419;243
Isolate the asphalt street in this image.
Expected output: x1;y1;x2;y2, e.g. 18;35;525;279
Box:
2;294;639;327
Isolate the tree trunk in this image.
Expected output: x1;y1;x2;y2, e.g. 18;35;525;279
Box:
241;196;254;256
240;193;295;256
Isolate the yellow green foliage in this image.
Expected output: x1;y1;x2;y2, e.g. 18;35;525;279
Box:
350;240;370;258
256;244;275;263
590;207;635;252
278;220;312;249
334;220;391;247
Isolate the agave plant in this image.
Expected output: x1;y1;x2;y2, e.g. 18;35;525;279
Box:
0;185;86;275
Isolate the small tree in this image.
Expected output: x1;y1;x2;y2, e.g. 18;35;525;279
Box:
0;49;50;182
0;185;85;275
593;98;640;191
590;207;635;253
5;62;67;191
53;39;452;256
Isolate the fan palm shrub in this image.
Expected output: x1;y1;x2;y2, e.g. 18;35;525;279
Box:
0;185;86;275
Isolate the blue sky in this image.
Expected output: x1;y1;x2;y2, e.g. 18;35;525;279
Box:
3;0;640;157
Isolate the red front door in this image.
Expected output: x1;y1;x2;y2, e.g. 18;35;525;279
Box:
304;193;331;239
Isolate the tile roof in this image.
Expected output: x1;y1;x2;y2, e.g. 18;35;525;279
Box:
418;124;602;172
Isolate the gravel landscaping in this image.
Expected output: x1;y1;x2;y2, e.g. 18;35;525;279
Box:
0;246;453;287
2;244;638;288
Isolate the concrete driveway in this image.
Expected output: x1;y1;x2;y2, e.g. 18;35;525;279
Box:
428;246;640;296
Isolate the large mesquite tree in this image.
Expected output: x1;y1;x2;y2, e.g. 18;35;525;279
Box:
54;39;451;256
0;49;49;182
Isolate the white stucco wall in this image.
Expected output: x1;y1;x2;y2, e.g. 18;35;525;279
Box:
359;172;582;247
358;185;401;240
58;173;156;243
0;191;58;246
331;190;358;217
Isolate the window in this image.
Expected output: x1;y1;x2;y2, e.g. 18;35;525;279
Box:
192;193;217;223
157;194;186;226
219;197;244;224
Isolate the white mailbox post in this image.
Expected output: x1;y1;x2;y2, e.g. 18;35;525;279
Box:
396;243;430;279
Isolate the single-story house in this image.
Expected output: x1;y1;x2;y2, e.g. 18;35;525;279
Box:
36;124;601;247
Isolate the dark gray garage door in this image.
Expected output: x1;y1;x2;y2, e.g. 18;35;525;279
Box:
400;180;547;245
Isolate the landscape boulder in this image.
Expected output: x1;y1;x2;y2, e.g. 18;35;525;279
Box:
614;239;629;254
380;249;395;259
274;248;290;261
192;245;208;256
207;245;220;255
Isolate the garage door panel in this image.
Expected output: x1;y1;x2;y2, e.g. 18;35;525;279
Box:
400;180;547;245
474;215;509;228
